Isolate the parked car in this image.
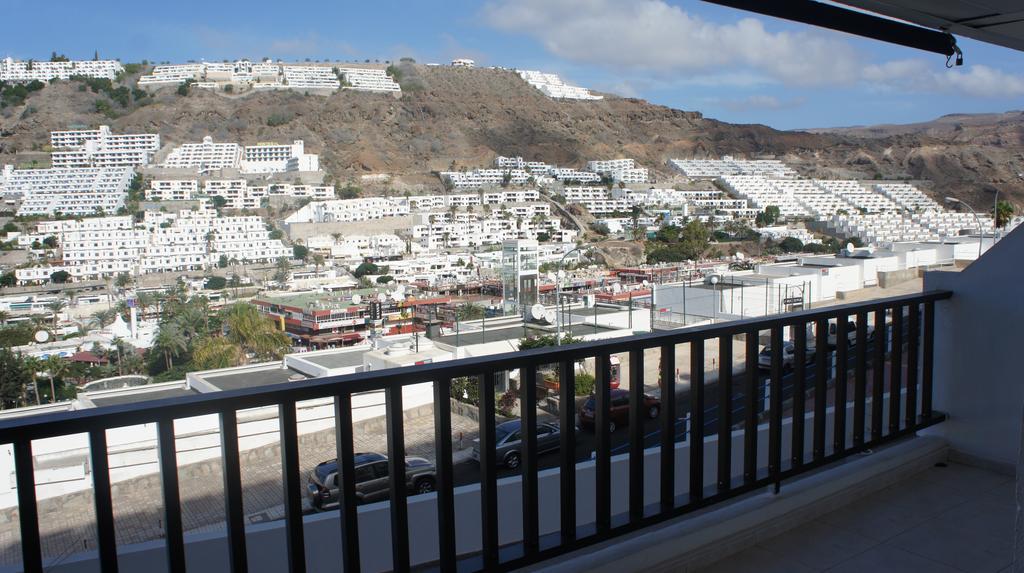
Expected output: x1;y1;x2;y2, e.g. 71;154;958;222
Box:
307;452;436;510
470;419;562;469
827;319;877;348
578;388;661;433
758;341;816;371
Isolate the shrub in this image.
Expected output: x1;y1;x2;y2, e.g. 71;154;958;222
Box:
204;276;227;290
266;112;293;127
575;372;596;395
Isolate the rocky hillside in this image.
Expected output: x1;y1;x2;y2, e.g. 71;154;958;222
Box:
2;63;1022;207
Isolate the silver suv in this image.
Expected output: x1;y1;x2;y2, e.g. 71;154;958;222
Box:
307;452;436;510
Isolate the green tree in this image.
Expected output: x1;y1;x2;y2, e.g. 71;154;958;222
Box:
0;272;16;288
779;237;805;253
43;355;68;404
191;336;245;370
0;349;32;408
222;303;291;361
456;303;486;321
995;200;1015;228
292;244;309;260
518;333;583;350
153;323;188;370
376;275;394;284
352;262;380;278
218;254;229;268
50;270;71;284
42;236;59;249
205;276;227;290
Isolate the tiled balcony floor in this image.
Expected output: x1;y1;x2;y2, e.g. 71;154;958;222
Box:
702;461;1015;572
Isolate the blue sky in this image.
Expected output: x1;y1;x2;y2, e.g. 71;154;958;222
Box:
4;0;1023;130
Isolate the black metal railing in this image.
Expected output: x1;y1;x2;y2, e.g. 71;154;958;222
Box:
0;290;951;573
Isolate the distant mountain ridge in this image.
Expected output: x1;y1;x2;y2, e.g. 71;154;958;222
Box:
1;63;1021;208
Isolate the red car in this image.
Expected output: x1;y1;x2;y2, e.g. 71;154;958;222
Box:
578;388;661;433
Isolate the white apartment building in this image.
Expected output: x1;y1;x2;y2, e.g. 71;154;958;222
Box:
50;126;160;168
284;198;410;224
15;213;290;283
669;157;798;179
494;157;552;173
137;64;204;86
875;183;942;212
451;59;475;68
265;184;333;200
0;57;123;82
282;66;340;90
160;137;242;173
146;180;199;201
563;186;610;203
337;67;400;92
1;165;133;216
546;168;601;183
517;70;603;101
440;169;533;189
308;233;406;260
241;141;319;173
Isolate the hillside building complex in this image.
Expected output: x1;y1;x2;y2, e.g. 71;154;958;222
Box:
0;165;133;217
137;60;399;93
14;212;290;283
158;137;319;174
669;157;798;179
146;179;333;208
517;70;603;100
0;57;123;82
49;126;160;168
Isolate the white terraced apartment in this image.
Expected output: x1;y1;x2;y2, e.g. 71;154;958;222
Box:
563;186;611;203
282;66;340;90
137;64;204;86
338;67;400;92
440;169;533;189
146;180;199;201
874;183;943;212
306;233;407;260
669;157;798;179
411;214;573;249
284;198;410;224
450;59;475;68
0;165;133;216
241;141;319;173
160;137;242;173
546;167;602;183
494;156;551;173
14;212;290;284
49;125;160;168
586;159;636;173
517;70;603;100
757;226;821;244
0;57;123;82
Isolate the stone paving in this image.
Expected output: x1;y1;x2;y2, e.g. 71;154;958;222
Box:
0;410;479;566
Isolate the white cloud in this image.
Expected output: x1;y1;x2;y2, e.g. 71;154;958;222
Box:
863;60;1024;98
480;0;862;87
481;0;1024;99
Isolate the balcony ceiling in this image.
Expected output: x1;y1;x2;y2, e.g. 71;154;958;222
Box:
837;1;1024;52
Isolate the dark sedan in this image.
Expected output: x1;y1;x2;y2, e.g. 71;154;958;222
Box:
578;388;661;433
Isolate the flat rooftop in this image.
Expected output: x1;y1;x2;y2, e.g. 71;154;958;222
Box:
202;366;308;392
434;323;619;346
568;305;627;317
89;387;199;408
295;349;367;370
256;288;388;311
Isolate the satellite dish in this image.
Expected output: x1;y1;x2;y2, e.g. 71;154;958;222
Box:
34;330;49;343
642;280;649;287
845;243;855;252
612;283;622;294
351;294;362;305
530;303;546;320
377;293;387;303
736;252;745;261
544;309;557;324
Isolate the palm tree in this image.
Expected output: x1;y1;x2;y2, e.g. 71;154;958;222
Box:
91;308;116;329
191;336;244;370
312;253;326;274
45;298;68;334
0;310;8;326
22;356;42;405
44;355;68;403
152;323;187;371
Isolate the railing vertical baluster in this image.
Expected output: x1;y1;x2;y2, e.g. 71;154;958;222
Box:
717;336;732;493
220;410;247;573
628;349;645;521
659;344;676;514
521;365;539;556
743;330;758;485
871;309;886;442
558;360;576;544
385;384;409;572
14;439;42;573
791;322;807;469
89;429;118;573
854;312;868;447
889;306;904;435
906;304;920;428
768;327;783;482
478;372;499;569
812;319;828;462
595;354;612;533
157;419;186;572
922;300;935;419
279;400;306;573
834;315;849;453
689;341;705;502
335;393;361;573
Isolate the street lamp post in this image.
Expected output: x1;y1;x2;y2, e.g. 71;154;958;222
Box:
709;275;720;323
945;197;984;260
556;245;586;345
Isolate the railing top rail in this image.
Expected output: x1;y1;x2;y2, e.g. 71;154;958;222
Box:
0;290;951;442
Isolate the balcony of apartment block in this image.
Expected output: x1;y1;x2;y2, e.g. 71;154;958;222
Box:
0;226;1019;572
